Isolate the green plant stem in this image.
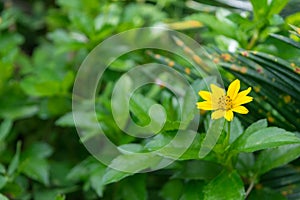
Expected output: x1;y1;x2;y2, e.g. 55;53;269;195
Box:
245;178;256;198
224;121;233;170
225;121;231;147
247;29;259;49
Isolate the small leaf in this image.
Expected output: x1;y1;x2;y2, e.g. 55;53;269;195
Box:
22;142;53;159
0;164;5;174
8;141;21;176
203;170;245;200
0;119;12;141
0;176;7;190
19;157;49;185
89;167;106;197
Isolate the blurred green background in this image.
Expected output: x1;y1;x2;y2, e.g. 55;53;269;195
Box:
0;0;300;199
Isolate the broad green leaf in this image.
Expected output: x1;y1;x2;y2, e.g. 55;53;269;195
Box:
203;170;245;200
102;168;131;185
0;194;8;200
236;153;255;177
67;157;101;182
173;160;222;181
119;175;147;200
0;105;38;120
199;118;225;158
0;119;12;141
33;187;78;200
0;165;5;174
230;119;268;150
160;179;184;200
233;127;300;152
0;176;7;190
129;93;156;126
180;181;205;200
22;142;53;159
8;141;21;176
255;144;300;175
102;154;162;184
247;188;286;200
89;167;106;197
19;157;49;185
145;130;199;160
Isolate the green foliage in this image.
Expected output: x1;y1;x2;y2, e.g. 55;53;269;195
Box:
0;0;300;199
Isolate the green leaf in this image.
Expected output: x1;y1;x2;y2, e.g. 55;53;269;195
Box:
173;160;222;181
267;0;289;17
119;175;147;200
145;130;199;160
0;176;7;190
236;153;255;177
8;141;21;176
199;118;225;158
22;142;53;159
255;144;300;175
102;154;162;184
203;170;245;200
233;127;300;152
270;33;300;49
67;157;101;182
249;0;268;20
19;157;49;185
0;194;9;200
230;119;267;150
0;164;5;174
248;188;286;200
180;181;205;200
89;167;106;197
160;179;184;200
55;195;66;200
102;168;131;185
0;119;12;141
188;13;237;38
229;117;244;143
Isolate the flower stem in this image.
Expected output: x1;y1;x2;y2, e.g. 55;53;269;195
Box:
225;121;231;147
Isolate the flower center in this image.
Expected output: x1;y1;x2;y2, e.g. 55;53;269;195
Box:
218;95;233;111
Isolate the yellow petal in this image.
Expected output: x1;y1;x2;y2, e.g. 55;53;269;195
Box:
232;106;249;114
227;79;240;100
211;110;225;119
237;87;251;98
197;101;213;110
210;84;225;97
224;110;234;121
234;96;253;106
198;91;212;101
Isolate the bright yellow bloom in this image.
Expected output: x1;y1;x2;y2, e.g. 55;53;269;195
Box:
197;79;253;121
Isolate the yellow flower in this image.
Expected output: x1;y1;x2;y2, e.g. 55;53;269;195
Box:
197;79;253;121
